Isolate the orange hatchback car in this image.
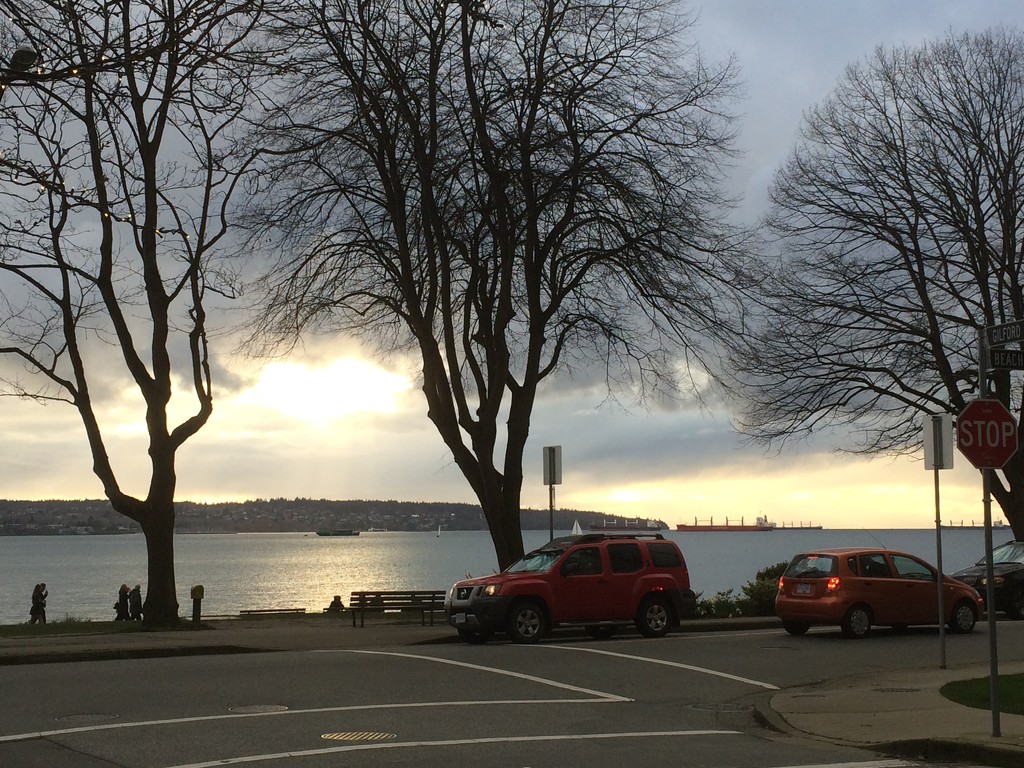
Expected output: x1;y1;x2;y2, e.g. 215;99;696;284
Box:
776;547;982;638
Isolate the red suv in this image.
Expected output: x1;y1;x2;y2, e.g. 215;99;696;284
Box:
445;533;696;643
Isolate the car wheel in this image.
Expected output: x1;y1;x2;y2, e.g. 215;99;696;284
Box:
457;629;491;644
635;596;672;638
507;600;547;644
841;604;872;639
1008;586;1024;620
586;625;616;639
781;620;810;636
948;599;977;634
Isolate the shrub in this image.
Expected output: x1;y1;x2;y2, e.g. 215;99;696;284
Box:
695;561;788;619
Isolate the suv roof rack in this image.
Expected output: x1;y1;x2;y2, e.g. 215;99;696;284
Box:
556;532;666;544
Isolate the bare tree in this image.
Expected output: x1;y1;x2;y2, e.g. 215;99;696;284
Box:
245;0;742;568
0;1;266;623
729;28;1024;538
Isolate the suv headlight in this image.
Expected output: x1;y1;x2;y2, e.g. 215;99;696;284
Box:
483;584;501;596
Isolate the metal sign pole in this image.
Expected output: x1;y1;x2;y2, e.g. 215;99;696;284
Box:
979;327;1001;738
543;446;562;542
548;484;555;541
930;414;946;670
982;467;1000;737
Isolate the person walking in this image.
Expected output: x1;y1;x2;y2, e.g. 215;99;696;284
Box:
114;583;130;621
29;583;47;624
129;585;143;621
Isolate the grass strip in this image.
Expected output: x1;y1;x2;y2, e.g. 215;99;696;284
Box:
940;673;1024;716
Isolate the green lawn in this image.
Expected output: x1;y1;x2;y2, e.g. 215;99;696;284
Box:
941;673;1024;716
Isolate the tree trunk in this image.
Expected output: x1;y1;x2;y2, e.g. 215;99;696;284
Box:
139;504;179;626
993;455;1024;541
483;494;526;571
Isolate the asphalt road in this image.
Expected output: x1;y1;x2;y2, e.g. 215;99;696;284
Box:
3;622;1020;768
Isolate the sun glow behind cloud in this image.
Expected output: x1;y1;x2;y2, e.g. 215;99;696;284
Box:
237;359;413;423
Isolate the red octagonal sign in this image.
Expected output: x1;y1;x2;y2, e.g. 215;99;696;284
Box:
957;399;1019;469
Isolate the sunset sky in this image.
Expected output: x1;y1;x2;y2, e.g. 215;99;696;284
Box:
2;1;1021;530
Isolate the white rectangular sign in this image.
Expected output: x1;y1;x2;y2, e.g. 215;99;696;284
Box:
543;445;562;485
923;413;954;470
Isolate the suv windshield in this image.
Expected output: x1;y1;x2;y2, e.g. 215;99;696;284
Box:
506;549;564;573
985;541;1024;565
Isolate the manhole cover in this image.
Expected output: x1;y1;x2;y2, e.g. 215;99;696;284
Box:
229;705;289;714
56;713;120;723
687;703;751;713
321;731;397;742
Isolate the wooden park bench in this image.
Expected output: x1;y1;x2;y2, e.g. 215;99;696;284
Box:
239;608;307;617
349;590;446;627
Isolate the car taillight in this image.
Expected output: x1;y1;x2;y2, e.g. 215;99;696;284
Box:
778;576;785;589
826;577;840;591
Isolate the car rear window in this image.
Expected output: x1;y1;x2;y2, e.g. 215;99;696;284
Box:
647;542;683;568
784;554;837;578
858;553;892;578
608;543;643;573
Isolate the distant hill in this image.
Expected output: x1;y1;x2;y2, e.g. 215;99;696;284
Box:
0;498;667;535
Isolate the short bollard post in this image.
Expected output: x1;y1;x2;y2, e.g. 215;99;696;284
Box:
190;584;204;624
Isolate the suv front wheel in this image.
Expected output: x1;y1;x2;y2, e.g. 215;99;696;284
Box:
507;600;547;644
635;595;672;637
1009;586;1024;620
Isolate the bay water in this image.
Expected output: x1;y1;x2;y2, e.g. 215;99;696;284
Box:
1;527;1011;625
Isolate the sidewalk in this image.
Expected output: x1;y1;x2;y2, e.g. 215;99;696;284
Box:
760;660;1024;767
2;616;1023;767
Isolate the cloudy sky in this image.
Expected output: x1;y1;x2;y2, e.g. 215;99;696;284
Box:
3;1;1022;530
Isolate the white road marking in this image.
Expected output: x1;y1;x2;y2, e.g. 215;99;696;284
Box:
0;698;617;743
537;645;780;689
164;730;742;768
0;649;628;744
334;649;631;701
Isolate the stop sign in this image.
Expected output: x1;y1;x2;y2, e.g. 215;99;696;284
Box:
956;399;1019;469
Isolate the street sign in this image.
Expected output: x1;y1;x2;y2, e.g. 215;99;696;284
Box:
543;445;562;485
990;349;1024;370
987;320;1024;347
923;413;954;469
956;399;1019;469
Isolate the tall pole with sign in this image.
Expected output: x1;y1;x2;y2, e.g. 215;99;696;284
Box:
960;319;1024;738
923;412;953;668
543;446;562;541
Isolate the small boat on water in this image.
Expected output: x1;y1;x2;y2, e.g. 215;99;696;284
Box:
316;529;360;537
676;515;822;532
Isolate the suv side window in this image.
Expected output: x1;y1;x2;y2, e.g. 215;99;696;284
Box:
648;542;682;568
561;546;603;576
892;554;934;580
608;543;643;573
859;553;892;578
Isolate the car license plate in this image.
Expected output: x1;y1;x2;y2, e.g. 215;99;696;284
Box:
795;583;812;595
453;613;466;624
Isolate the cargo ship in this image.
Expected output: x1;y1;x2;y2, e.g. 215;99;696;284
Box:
675;515;822;532
589;517;667;531
315;529;360;537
